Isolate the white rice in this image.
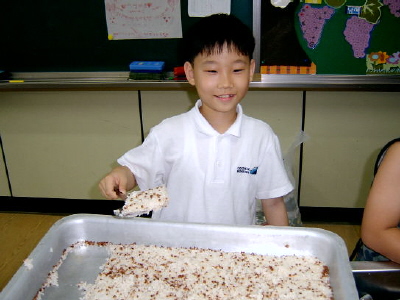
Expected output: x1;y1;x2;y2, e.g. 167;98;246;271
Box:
78;243;333;300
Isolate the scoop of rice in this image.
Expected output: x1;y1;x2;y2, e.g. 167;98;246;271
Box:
114;185;169;217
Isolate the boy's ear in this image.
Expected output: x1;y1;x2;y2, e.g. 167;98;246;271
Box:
249;59;256;81
184;61;195;86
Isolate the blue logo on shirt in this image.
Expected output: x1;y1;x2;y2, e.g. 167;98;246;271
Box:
237;166;258;175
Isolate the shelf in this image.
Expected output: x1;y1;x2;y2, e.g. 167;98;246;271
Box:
0;72;399;91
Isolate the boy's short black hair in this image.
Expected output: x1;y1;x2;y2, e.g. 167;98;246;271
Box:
183;14;255;64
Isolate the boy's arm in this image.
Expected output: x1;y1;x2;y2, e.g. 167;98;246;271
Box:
99;166;137;200
261;197;289;226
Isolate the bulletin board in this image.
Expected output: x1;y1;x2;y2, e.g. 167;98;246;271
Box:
294;0;400;74
0;0;252;73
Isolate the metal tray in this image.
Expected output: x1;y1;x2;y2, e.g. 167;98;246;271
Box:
0;214;358;300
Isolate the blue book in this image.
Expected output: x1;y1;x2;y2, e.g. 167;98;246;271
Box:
129;61;165;73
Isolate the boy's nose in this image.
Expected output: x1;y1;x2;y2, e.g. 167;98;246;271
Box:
218;73;233;89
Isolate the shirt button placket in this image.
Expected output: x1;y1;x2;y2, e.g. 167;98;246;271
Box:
213;136;225;183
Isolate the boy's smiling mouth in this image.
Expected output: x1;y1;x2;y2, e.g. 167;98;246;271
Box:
216;94;235;100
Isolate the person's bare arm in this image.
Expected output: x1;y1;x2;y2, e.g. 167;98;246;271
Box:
99;166;137;200
361;142;400;263
261;196;289;226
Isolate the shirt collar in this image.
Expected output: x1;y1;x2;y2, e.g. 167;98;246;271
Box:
192;99;242;137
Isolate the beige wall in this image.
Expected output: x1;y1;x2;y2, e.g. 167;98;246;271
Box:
300;91;400;208
0;90;399;209
0;91;141;199
141;90;304;152
242;91;303;153
141;90;198;135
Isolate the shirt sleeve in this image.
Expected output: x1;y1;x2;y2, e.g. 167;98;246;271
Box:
117;129;165;190
256;134;294;199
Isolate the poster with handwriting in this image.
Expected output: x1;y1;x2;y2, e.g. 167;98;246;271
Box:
104;0;182;40
188;0;230;17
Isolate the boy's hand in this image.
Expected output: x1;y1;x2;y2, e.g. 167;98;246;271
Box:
99;166;136;200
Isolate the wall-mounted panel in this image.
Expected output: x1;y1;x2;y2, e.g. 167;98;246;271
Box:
141;90;198;136
0;91;141;199
243;91;304;153
243;91;304;210
301;91;400;208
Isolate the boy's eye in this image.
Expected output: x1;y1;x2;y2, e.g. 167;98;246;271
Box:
205;70;217;73
234;69;244;73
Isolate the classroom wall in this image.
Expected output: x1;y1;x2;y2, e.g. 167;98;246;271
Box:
140;90;304;150
301;91;400;208
0;91;142;199
0;90;399;209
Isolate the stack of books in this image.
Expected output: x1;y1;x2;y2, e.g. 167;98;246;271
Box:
129;61;165;80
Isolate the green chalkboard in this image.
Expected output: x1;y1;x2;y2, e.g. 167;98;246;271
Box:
0;1;252;72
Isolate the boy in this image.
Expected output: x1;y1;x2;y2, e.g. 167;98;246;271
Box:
99;14;293;226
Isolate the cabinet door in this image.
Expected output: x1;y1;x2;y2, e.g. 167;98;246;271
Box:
0;146;11;196
242;91;304;153
140;90;198;135
243;91;304;223
141;90;304;153
301;91;400;208
0;91;141;199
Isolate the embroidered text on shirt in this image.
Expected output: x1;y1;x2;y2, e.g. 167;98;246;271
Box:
237;166;258;175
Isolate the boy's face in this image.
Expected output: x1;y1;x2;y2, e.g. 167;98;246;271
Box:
184;44;255;118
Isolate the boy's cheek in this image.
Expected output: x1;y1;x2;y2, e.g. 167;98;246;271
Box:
187;78;196;86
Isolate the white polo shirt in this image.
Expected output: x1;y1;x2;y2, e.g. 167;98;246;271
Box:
118;100;293;225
